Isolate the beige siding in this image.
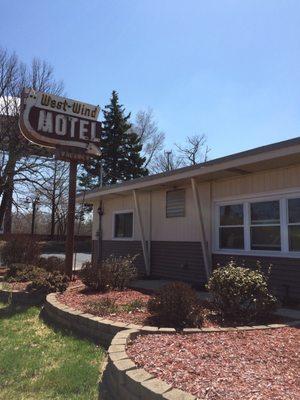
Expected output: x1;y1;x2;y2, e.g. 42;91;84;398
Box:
91;163;300;245
92;182;212;244
98;192;150;241
212;164;300;200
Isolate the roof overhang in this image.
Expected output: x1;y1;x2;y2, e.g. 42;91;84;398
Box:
77;137;300;203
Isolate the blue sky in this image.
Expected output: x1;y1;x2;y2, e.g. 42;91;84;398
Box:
1;0;300;159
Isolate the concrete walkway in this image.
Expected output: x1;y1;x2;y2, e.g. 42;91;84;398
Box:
129;279;211;301
274;307;300;320
130;279;300;318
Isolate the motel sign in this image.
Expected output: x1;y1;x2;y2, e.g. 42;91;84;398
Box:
19;88;102;277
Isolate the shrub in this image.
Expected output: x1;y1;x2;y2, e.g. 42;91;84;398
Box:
101;255;138;290
206;261;278;324
79;255;138;291
147;281;202;327
27;271;68;294
5;264;45;283
37;256;65;273
1;237;41;266
79;262;101;290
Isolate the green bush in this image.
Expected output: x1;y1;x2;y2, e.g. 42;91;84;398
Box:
27;271;68;294
206;261;278;324
5;264;45;283
147;281;202;327
79;255;138;291
37;256;65;273
1;237;41;266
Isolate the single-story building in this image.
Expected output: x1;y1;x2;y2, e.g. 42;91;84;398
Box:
78;137;300;301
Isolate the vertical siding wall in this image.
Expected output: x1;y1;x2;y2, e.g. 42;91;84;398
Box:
91;163;300;288
212;163;300;300
211;164;300;200
91;182;211;283
92;182;212;244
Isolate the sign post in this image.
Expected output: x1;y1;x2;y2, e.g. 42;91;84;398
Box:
65;160;78;277
19;88;102;278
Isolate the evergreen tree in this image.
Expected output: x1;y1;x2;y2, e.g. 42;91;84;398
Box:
80;91;148;188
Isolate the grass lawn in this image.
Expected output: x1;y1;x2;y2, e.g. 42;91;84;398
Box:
0;303;105;400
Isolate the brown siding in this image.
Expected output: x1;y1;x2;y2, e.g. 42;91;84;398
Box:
151;241;206;285
92;240;207;285
213;253;300;301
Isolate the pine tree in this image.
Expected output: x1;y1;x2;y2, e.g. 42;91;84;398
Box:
80;91;148;188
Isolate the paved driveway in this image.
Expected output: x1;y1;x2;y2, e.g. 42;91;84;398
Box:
42;253;91;270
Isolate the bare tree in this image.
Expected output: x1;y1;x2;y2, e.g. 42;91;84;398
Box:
175;134;210;166
151;150;184;173
0;47;63;233
134;109;165;171
37;160;69;237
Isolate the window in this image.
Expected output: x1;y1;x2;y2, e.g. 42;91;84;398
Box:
288;198;300;251
216;194;300;255
250;201;281;251
114;212;133;238
219;204;244;249
166;189;185;218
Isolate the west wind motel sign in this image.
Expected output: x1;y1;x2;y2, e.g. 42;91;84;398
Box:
19;88;102;277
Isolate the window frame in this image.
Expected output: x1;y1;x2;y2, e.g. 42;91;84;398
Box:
218;203;245;250
287;198;300;252
213;190;300;258
112;210;134;240
249;199;281;251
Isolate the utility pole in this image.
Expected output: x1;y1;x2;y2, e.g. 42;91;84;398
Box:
165;150;172;171
25;195;40;235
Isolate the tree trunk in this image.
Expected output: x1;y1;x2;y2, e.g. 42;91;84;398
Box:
50;160;58;237
0;156;16;233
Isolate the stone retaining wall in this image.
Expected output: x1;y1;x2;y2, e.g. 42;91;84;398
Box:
44;293;143;347
100;321;300;400
44;293;300;400
0;286;45;306
100;329;197;400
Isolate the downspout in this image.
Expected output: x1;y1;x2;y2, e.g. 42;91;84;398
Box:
191;178;211;280
97;200;104;266
133;189;150;276
148;191;152;273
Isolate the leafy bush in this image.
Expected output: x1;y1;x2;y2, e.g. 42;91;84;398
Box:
27;271;68;294
206;261;278;324
147;281;202;327
5;264;45;283
1;237;41;266
79;255;138;291
37;256;65;273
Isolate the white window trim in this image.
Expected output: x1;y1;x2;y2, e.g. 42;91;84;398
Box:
112;210;134;240
213;190;300;259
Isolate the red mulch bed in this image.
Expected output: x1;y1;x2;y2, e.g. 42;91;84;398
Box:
127;329;300;400
4;278;82;293
57;287;152;325
57;286;287;327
